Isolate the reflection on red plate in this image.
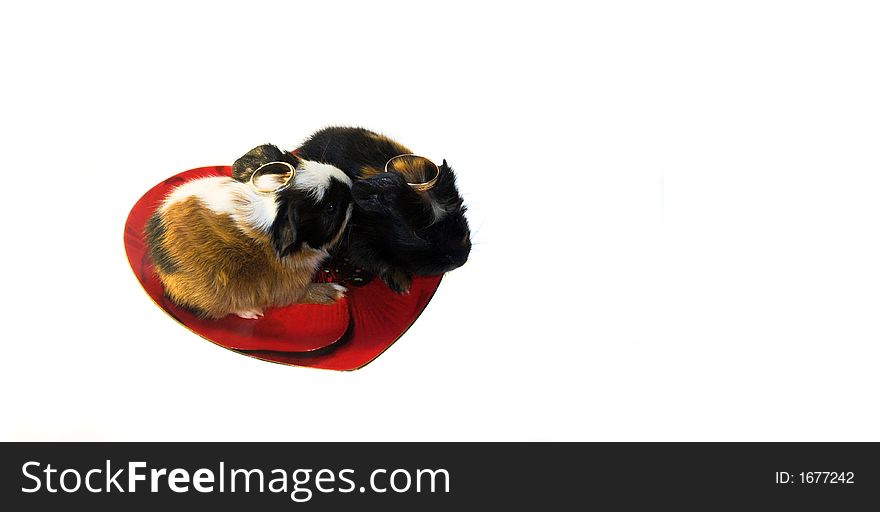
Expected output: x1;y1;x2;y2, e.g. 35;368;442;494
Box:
124;165;442;370
242;274;442;371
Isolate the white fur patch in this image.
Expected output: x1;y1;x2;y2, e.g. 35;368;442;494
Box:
159;160;350;234
160;176;278;232
161;176;235;213
234;185;279;231
292;160;352;200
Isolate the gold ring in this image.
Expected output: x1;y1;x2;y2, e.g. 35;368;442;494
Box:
384;154;440;192
250;161;296;194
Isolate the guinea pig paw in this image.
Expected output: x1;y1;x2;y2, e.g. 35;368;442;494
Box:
234;309;264;320
330;283;348;298
304;283;348;304
383;271;413;295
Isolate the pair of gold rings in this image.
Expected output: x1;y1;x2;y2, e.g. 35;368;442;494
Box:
250;154;440;194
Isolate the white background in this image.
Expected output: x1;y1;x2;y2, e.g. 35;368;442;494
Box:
2;1;879;441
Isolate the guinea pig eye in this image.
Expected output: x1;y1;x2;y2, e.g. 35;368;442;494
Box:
324;202;337;213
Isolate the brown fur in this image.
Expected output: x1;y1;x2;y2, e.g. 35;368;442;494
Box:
153;197;338;319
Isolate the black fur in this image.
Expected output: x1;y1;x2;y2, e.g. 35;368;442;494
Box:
144;211;178;274
295;127;471;293
271;179;351;257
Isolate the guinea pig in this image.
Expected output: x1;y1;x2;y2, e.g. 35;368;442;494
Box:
232;127;471;294
145;144;353;319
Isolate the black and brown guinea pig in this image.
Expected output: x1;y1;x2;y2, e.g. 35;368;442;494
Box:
232;127;471;294
145;144;353;319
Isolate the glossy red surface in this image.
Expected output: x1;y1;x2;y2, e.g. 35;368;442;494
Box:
124;166;442;370
244;273;442;370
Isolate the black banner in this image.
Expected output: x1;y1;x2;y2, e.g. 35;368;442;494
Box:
2;443;876;509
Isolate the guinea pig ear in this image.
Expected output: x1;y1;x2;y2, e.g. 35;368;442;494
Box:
271;202;299;257
439;158;456;177
232;144;297;182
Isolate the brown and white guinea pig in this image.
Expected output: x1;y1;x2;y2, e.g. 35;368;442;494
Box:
232;127;471;294
145;144;353;319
